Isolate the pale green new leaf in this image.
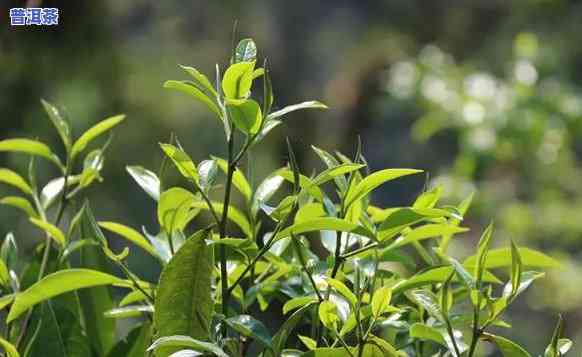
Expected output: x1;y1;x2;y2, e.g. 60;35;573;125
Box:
29;217;66;246
371;286;392;318
7;269;124;322
179;65;217;97
344;168;423;209
149;335;227;357
41;99;71;151
0;336;19;357
214;157;252;202
275;217;375;242
387;224;468;249
327;278;357;307
464;247;560;269
164;80;221;119
0;139;61;167
98;221;159;259
160;144;199;184
158;188;197;233
483;333;532;357
222;61;255;99
318;300;338;330
72;114;125;158
267;101;328;121
0;168;33;195
227;99;263;135
0;196;38;218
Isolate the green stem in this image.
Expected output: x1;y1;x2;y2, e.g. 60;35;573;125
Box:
219;135;235;318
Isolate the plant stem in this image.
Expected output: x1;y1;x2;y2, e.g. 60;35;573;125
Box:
219;134;235;318
291;235;323;302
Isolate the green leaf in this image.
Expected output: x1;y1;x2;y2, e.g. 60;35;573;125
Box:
127;165;161;201
318;300;339;330
410;323;447;346
0;196;38;218
252;174;284;216
106;323;152;357
312;163;365;187
164;80;221;119
225;315;273;350
0;336;19;357
275;217;375;242
79;149;105;187
267;101;328;121
29;217;66;246
222;61;255;99
7;269;124;322
326;278;357;307
544;315;567;357
160;144;199;183
0;138;61;167
179;65;217;97
1;233;18;273
474;223;494;287
148;335;227;357
311;145;347;191
482;333;532;357
0;258;9;288
407;289;444;322
71;114;125;159
98;221;159;260
371;286;392;318
299;336;317;350
464;247;560;269
214;157;252;202
158;187;197;233
235;38;257;63
41;99;71;152
300;347;352;357
344;168;423;209
197;159;218;192
392;265;500;295
227;99;263;134
0;168;33;195
191;200;252;238
283;296;319;315
104;305;153;319
40;175;80;209
509;240;523;297
269;304;314;356
387;224;468;250
154;229;213;355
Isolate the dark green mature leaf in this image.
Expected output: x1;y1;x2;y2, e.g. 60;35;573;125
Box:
127;165;161;201
0;138;61;167
344;168;423;209
266;101;328;121
464;247;560;269
267;304;314;357
78;205;118;356
106;323;152;357
0;168;33;195
148;335;227;357
41;99;72;152
225;315;273;350
227;99;263;134
235;38;257;63
155;229;214;356
164;80;221;119
71;115;125;159
7;269;123;322
222;61;255;99
27;299;92;357
482;333;532;357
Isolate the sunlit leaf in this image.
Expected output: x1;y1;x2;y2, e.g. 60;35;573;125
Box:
276;217;375;242
127;165;161;201
72;114;125;159
160;143;199;184
158;187;197;233
179;65;217;97
148;335;227;357
0;138;61;167
482;333;532;357
225;315;273;349
267;101;328;121
227;99;263;135
164;80;221;119
371;286;392;318
41;99;71;152
235;38;257;63
7;269;124;322
0;168;33;195
99;221;159;259
214;156;252;202
0;196;38;218
464;247;560;269
222;61;255;99
29;217;66;246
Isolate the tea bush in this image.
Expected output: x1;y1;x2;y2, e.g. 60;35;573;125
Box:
0;38;573;356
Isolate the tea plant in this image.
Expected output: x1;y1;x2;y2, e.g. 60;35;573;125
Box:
0;38;573;357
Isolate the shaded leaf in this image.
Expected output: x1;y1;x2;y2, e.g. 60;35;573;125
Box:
127;165;161;201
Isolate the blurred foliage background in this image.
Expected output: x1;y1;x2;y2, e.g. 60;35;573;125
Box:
1;0;581;353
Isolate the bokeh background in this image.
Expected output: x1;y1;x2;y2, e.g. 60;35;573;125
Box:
1;0;581;353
